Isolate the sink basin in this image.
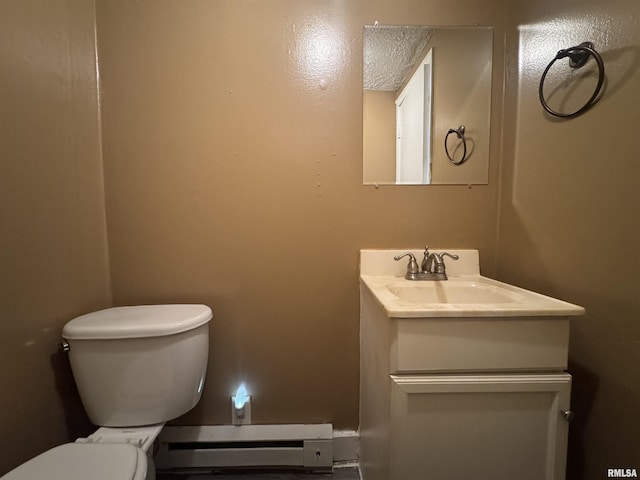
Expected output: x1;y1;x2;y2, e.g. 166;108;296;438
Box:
359;249;585;318
360;275;585;318
387;281;525;305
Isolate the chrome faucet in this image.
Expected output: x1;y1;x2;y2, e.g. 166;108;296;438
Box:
394;246;459;280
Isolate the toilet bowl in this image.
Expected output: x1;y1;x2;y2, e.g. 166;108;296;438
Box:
1;304;212;480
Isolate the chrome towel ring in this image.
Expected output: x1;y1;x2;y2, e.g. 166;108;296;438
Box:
539;42;605;119
444;125;468;165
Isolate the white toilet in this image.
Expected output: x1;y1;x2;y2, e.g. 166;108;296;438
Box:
2;304;212;480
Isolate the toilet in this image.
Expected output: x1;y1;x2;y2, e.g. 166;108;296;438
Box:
2;304;212;480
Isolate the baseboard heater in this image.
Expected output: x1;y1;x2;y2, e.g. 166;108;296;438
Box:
155;424;333;472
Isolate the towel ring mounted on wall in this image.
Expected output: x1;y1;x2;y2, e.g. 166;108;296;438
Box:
444;125;468;165
539;42;605;119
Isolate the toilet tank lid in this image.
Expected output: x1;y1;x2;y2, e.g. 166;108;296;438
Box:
62;304;212;340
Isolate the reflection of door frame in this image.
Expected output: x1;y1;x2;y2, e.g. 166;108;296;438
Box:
395;49;433;184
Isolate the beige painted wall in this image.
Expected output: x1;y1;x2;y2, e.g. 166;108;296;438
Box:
95;0;505;428
363;90;396;184
498;0;640;477
0;0;111;474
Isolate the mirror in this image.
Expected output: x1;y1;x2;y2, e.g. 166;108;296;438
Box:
363;25;493;185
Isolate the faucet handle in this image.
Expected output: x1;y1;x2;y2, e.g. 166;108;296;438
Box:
432;252;459;274
438;252;459;262
394;253;419;275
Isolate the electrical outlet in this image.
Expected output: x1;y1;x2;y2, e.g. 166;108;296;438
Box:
231;395;251;425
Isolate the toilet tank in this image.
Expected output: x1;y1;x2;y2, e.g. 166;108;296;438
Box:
62;304;212;427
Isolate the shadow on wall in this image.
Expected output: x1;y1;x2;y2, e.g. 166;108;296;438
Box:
495;209;559;298
566;361;599;480
49;350;94;441
599;45;640;99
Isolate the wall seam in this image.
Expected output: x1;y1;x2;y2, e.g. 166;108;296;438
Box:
92;0;114;306
492;0;510;278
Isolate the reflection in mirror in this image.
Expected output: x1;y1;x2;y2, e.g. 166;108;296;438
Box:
363;26;493;185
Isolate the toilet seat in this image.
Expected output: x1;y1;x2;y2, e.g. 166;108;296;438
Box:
82;424;165;453
2;443;146;480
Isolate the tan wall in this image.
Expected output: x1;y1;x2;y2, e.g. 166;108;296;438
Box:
498;0;640;477
0;0;112;474
363;90;396;184
95;0;506;428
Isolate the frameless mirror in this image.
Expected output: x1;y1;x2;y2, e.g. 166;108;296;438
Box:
363;25;493;185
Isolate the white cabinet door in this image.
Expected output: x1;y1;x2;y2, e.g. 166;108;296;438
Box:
390;374;571;480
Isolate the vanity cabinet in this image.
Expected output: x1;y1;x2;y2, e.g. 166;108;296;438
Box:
388;373;570;480
359;268;578;480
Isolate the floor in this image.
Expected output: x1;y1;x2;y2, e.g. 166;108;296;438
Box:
157;466;360;480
